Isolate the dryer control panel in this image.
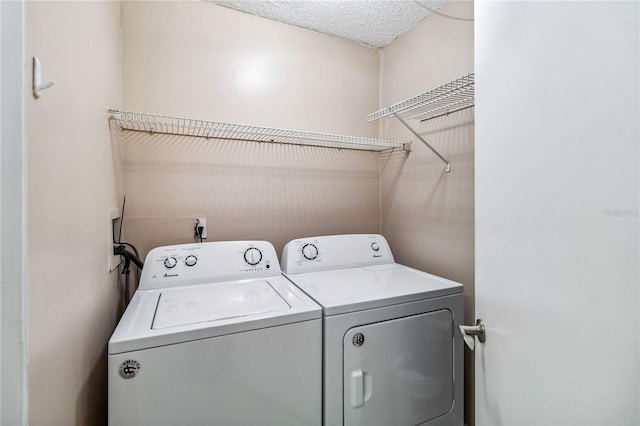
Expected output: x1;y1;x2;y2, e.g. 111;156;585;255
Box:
139;241;279;290
280;234;394;274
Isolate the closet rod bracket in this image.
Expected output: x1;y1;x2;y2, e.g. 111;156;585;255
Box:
392;112;451;173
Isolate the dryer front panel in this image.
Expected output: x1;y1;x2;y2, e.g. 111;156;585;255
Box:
343;310;453;426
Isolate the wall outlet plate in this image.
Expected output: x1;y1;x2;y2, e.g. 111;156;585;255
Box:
109;208;122;272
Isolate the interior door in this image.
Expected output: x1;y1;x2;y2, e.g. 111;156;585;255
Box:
343;310;453;426
475;1;639;425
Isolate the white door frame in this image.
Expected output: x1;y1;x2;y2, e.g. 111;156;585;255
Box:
0;0;28;424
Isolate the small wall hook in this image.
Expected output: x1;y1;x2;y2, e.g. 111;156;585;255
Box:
32;57;55;99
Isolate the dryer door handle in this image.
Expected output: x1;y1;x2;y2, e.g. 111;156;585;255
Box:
350;370;364;407
349;369;373;408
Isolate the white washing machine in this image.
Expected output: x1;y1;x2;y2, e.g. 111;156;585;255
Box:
281;234;464;426
108;241;322;426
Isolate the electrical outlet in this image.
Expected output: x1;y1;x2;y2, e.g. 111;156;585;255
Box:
194;217;207;240
109;208;122;272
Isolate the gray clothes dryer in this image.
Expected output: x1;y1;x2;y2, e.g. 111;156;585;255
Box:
281;234;464;426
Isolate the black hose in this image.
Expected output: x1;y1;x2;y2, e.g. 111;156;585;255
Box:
114;245;144;271
114;245;144;308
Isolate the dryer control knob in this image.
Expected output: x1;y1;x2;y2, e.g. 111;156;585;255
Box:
163;256;177;269
371;242;380;252
302;243;319;260
244;247;262;266
185;255;197;267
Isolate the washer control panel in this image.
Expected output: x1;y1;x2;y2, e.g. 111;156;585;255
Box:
140;241;279;290
280;234;394;274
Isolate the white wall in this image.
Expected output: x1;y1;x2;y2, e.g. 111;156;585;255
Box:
27;2;122;424
121;1;382;259
475;1;638;424
123;1;379;137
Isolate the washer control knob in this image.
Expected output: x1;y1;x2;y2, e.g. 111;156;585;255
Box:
163;256;177;269
244;247;262;266
302;243;319;260
185;255;197;267
371;242;380;252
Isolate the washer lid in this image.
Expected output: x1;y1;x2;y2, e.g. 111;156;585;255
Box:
152;280;290;329
108;275;321;354
287;263;462;316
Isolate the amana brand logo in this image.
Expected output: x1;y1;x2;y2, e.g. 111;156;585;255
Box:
352;333;365;347
163;273;178;278
119;360;141;379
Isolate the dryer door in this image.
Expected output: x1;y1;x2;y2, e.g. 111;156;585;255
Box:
343;309;454;426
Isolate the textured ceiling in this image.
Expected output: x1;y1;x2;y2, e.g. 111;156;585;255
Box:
207;0;449;48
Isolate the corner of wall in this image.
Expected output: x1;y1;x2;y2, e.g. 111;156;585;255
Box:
377;48;384;234
0;0;29;424
119;0;124;111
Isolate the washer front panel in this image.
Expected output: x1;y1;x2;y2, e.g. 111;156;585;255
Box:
109;319;322;426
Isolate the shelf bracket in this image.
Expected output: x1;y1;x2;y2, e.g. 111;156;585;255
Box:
392;112;451;173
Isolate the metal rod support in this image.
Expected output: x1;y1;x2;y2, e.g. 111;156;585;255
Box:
392;112;451;173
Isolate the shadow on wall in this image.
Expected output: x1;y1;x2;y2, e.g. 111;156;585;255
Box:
76;346;108;426
114;130;385;260
379;108;474;279
379;108;475;425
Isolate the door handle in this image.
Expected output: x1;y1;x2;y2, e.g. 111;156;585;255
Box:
350;370;364;407
459;319;485;350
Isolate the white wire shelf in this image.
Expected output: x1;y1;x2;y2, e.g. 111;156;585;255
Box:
108;109;407;152
364;73;474;173
367;73;474;123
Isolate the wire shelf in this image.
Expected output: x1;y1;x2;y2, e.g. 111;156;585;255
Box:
109;110;406;152
365;73;474;173
367;73;474;123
